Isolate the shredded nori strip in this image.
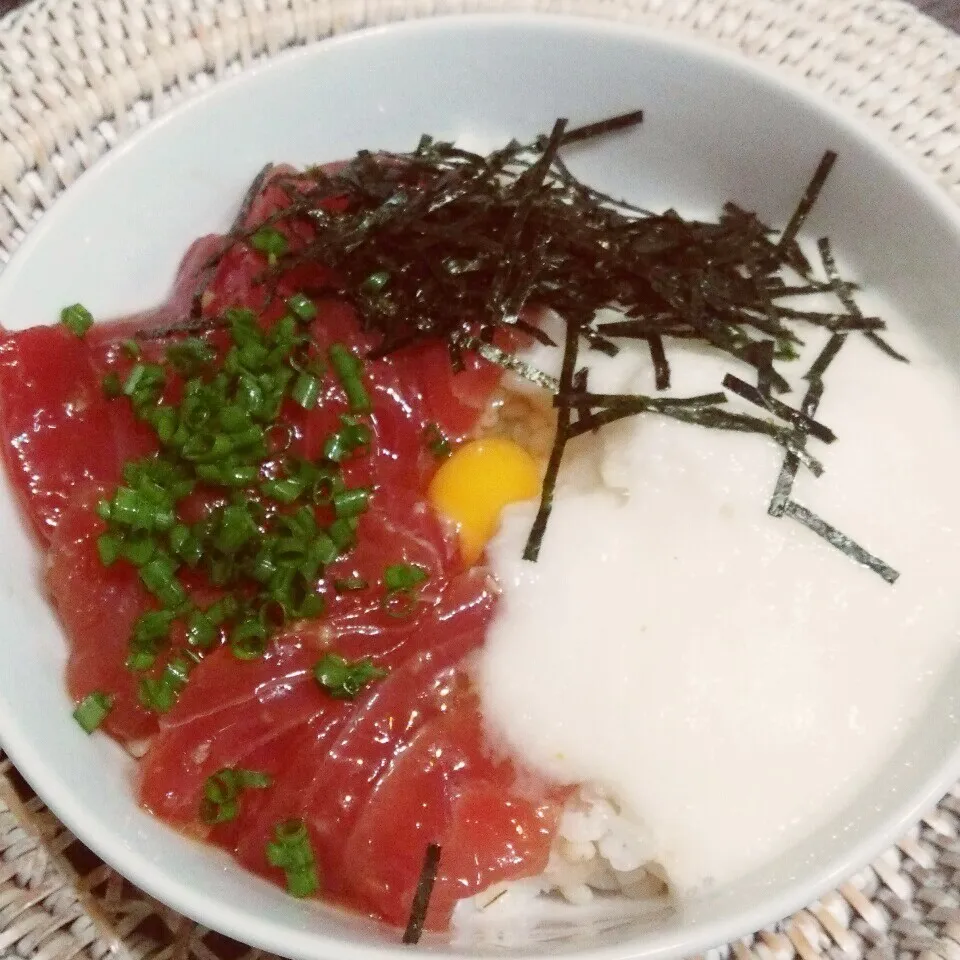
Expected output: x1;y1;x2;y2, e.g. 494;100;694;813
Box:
646;334;670;390
777;151;837;256
559;108;644;146
818;237;908;362
768;375;826;518
782;500;899;583
402;844;442;945
524;315;581;560
721;373;836;443
765;240;899;583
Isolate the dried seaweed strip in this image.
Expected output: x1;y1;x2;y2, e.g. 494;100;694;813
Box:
767;305;886;332
558;391;727;412
524;317;580;561
453;333;559;392
782;500;899;583
560;109;644;146
229;162;276;234
721;373;836;443
778;151;837;256
646;334;670;390
402;844;442;945
567;402;824;476
804;331;848;384
768;331;843;517
818;237;908;362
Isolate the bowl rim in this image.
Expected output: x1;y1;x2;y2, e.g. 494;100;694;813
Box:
2;11;960;960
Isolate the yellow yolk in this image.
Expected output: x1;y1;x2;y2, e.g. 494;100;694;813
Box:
428;437;541;565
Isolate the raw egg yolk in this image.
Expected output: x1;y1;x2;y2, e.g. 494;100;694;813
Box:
428;437;541;565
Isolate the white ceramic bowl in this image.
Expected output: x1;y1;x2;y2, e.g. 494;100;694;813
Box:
2;14;960;960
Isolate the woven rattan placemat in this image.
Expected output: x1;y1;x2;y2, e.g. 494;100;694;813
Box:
2;1;960;958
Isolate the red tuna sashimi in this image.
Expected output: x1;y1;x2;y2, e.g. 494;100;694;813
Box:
342;703;561;929
139;499;466;823
0;326;144;543
138;636;351;824
0;234;222;543
228;570;496;878
47;495;160;743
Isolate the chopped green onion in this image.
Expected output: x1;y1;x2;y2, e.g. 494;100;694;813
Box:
132;609;176;650
286;293;317;321
195;462;259;486
97;533;122;566
292;373;321;410
261;476;307;504
123;363;165;401
72;691;113;733
138;656;192;713
200;767;273;825
265;819;319;898
328;516;358;551
384;563;429;592
139;555;188;608
60;303;94;338
167;337;216;375
329;344;371;413
215;503;259;555
314;652;387;699
170;524;203;567
333;487;371;519
107;485;175;532
251;227;288;266
311;468;343;505
230;617;268;660
185;608;218;648
323;415;371;463
122;339;141;358
125;650;156;672
121;534;157;567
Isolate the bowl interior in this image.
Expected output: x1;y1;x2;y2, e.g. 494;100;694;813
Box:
1;14;960;960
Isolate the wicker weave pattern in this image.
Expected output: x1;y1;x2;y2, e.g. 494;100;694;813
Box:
1;2;960;959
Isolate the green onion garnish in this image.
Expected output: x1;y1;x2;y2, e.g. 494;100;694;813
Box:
97;533;122;566
138;656;192;713
265;819;319;898
286;293;317;321
230;617;268;660
329;344;371;413
60;303;94;338
333;487;371;519
250;227;288;266
139;554;188;608
292;372;321;410
72;691;113;733
384;563;429;592
166;337;216;375
313;652;387;699
200;767;273;825
323;415;371;463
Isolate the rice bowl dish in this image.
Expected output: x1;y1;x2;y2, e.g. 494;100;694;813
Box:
1;16;960;960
